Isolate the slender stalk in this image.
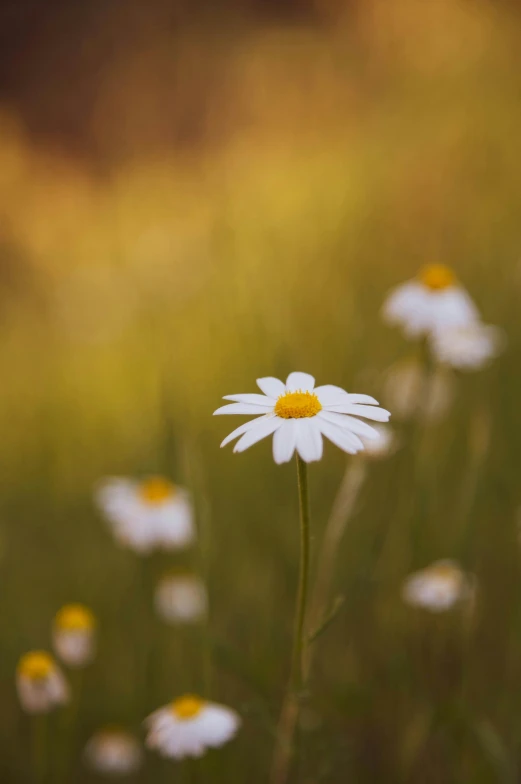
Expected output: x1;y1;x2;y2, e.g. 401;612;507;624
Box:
270;454;311;784
31;714;47;784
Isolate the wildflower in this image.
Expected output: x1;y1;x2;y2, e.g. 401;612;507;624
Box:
402;560;474;612
53;604;96;668
155;572;208;625
359;424;397;459
382;264;479;338
16;651;69;713
145;695;240;759
84;727;143;775
214;372;390;463
430;322;504;371
95;476;195;554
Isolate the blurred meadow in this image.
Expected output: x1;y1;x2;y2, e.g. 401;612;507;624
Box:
2;0;521;780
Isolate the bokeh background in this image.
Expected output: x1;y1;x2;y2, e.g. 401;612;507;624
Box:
2;0;521;780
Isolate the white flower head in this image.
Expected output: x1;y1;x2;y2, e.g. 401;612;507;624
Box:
214;372;390;464
359;424;397;460
145;695;240;759
430;322;504;371
16;651;69;714
84;727;143;776
155;572;208;625
95;476;195;554
402;560;474;612
382;264;479;339
52;604;96;668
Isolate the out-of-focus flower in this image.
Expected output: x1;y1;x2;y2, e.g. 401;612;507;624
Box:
382;264;479;338
430;322;504;370
16;651;69;714
95;476;195;554
359;424;397;459
145;695;240;759
402;560;474;612
53;604;96;668
155;572;208;625
214;372;390;464
84;727;143;776
383;358;454;423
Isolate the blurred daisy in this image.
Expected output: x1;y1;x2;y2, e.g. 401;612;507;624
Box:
53;604;96;668
214;372;390;464
155;572;208;624
95;476;195;554
402;560;474;612
382;264;479;338
84;727;143;776
359;424;397;459
430;322;504;371
16;651;69;714
146;695;240;759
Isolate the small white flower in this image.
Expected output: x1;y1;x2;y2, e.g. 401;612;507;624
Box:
16;651;69;714
214;372;390;464
402;560;474;612
95;476;195;554
430;322;504;371
84;727;143;775
145;695;240;759
382;264;479;339
155;573;208;624
359;424;397;459
52;604;96;668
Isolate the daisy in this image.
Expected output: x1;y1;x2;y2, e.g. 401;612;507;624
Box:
84;727;143;775
213;372;390;464
95;476;195;554
52;604;96;668
402;560;474;612
382;264;479;338
155;572;208;624
16;651;69;714
145;695;240;759
430;322;504;371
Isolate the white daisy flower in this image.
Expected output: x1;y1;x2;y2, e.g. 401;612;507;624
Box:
84;727;143;775
145;695;240;760
16;651;69;714
95;476;195;554
402;560;474;612
430;322;504;371
155;572;208;625
52;604;96;668
382;264;479;338
213;372;390;464
359;424;397;459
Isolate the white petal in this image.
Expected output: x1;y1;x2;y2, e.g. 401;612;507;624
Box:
223;393;275;405
213;403;274;416
313;384;351;405
325;403;390;422
295;419;323;462
220;417;269;448
233;417;282;453
345;394;379;405
319;410;379;440
317;419;364;454
256;377;286;397
272;420;298;464
285;372;315;392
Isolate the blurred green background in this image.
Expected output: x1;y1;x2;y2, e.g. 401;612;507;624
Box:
2;0;521;780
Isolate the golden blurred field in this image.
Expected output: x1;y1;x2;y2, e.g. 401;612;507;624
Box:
2;0;521;780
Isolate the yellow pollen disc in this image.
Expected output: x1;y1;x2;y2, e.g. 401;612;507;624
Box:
18;651;55;681
274;390;322;419
419;264;456;291
171;694;205;720
427;562;462;584
139;476;174;505
54;603;96;631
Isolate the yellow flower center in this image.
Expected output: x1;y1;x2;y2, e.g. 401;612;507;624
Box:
274;390;322;419
139;477;174;505
54;603;96;631
171;694;205;720
18;651;54;681
419;264;456;291
427;562;462;586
